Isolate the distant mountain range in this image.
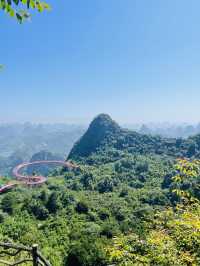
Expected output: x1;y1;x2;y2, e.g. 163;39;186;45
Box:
0;123;86;158
68;114;200;163
0;123;85;175
136;123;200;138
1;117;200;176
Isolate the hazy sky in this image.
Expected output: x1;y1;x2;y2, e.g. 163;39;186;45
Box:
1;0;200;124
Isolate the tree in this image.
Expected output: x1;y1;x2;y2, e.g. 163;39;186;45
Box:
75;201;89;214
46;192;61;214
106;159;200;266
81;171;94;189
0;0;50;23
1;193;16;214
97;176;114;193
28;199;49;220
171;158;200;202
187;143;196;157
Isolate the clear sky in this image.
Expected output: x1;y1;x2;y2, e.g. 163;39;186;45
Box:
1;0;200;124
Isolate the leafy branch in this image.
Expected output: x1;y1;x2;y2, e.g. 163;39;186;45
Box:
0;0;50;23
172;158;200;205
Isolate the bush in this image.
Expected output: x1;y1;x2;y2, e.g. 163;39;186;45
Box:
97;177;114;193
98;209;110;220
75;201;89;214
1;193;16;214
46;192;61;213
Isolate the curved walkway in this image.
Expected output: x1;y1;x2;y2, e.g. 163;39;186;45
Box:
0;160;77;193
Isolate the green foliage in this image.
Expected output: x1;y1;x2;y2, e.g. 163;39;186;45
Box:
75;201;89;214
46;192;61;214
68;114;121;160
1;115;200;265
0;0;50;22
27;199;49;219
68;114;200;166
97;176;114;193
1;192;17;214
106;159;200;266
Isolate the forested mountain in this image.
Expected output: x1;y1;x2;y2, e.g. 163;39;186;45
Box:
1;119;200;177
69;114;200;164
0;114;200;265
68;114;121;159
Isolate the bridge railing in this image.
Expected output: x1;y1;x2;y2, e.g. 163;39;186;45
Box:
0;242;51;266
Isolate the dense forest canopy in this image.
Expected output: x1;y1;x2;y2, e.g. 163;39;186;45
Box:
0;114;200;265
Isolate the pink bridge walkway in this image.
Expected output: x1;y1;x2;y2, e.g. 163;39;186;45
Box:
0;161;77;193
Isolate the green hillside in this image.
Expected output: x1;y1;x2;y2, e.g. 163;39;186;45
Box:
0;114;200;265
69;113;200;164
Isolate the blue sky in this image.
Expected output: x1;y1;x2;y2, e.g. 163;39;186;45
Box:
1;0;200;124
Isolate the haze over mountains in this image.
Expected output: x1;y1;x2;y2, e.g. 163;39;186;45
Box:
0;120;199;156
0;123;85;158
0;124;85;176
0;115;200;176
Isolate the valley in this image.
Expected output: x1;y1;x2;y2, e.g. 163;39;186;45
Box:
0;114;199;265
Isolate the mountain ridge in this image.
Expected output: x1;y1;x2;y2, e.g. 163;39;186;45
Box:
68;114;200;163
68;114;121;159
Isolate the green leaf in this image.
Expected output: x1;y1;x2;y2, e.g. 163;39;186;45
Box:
13;0;19;5
7;0;12;5
16;12;22;22
9;7;15;16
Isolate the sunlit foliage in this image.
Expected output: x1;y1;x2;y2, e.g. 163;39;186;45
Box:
0;0;50;22
106;159;200;266
1;114;200;265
